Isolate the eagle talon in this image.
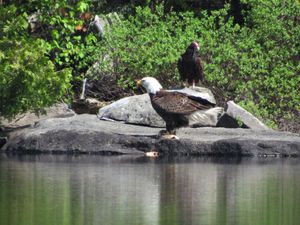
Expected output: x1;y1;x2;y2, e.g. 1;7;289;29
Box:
158;130;167;136
161;134;179;140
157;130;179;140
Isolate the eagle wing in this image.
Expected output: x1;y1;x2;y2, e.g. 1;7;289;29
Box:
152;91;214;115
193;56;204;82
177;56;186;81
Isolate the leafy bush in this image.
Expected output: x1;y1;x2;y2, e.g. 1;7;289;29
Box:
97;1;299;130
1;0;299;132
0;38;72;119
97;5;202;88
202;0;300;129
0;1;100;119
0;5;71;119
25;0;100;78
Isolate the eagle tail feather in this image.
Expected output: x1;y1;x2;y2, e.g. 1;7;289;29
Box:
188;107;224;127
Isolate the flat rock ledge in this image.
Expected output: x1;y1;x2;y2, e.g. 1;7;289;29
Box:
2;114;300;157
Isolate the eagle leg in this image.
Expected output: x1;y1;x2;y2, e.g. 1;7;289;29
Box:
192;80;195;89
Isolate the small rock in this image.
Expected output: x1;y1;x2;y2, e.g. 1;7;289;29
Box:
72;98;106;114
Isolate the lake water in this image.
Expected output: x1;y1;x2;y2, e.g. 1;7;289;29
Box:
0;154;300;225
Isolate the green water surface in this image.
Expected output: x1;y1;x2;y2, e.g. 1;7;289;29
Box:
0;155;299;225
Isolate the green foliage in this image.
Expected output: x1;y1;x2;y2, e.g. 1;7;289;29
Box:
0;0;299;131
0;5;71;119
25;0;100;77
0;38;71;118
0;0;100;119
202;0;300;126
98;1;299;129
0;5;29;39
99;4;203;88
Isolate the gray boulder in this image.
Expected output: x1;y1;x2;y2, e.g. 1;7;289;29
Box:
71;98;105;114
90;13;121;37
98;87;222;127
98;94;165;127
2;114;300;156
226;101;269;130
1;103;75;130
90;15;105;37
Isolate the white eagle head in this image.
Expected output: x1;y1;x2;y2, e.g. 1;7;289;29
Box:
137;77;163;94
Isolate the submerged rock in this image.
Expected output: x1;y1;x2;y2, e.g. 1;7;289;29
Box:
2;114;300;157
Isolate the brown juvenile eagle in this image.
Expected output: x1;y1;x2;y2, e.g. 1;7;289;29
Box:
178;41;204;88
137;77;220;139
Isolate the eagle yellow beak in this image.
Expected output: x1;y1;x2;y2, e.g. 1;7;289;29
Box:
136;79;142;87
136;79;146;93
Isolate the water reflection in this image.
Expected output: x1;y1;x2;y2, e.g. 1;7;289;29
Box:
0;154;300;225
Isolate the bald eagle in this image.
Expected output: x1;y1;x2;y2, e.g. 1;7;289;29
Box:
137;77;220;139
178;41;204;88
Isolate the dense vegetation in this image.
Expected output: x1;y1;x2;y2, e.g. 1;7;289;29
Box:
0;5;72;117
0;0;299;132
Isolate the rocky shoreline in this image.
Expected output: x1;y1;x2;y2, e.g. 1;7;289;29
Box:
1;90;300;157
2;114;300;157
